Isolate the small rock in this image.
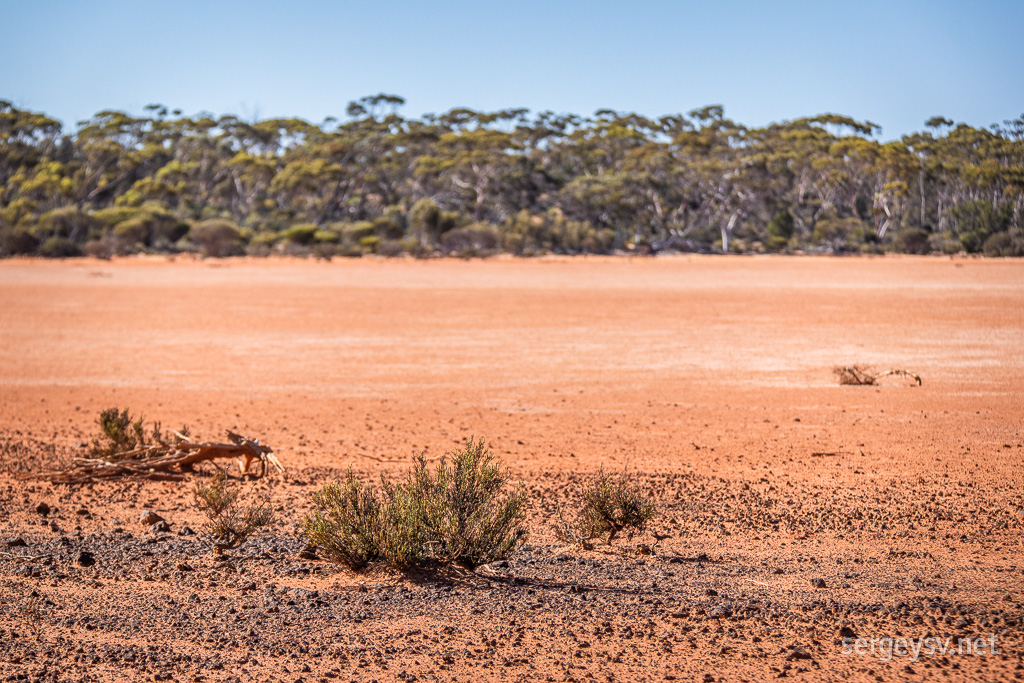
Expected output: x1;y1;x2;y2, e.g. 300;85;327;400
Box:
35;502;50;516
151;521;171;533
139;510;163;526
298;544;318;560
773;568;784;575
176;563;194;572
15;565;41;578
705;588;718;597
810;578;827;589
76;551;96;567
710;603;733;618
176;526;195;536
839;626;857;639
5;537;27;548
785;647;813;661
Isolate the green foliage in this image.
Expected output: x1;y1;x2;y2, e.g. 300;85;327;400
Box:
1;101;1022;258
34;208;97;241
89;407;148;458
282;223;318;245
558;467;657;545
953;200;1013;253
766;210;794;251
193;470;275;551
303;438;528;571
37;236;81;258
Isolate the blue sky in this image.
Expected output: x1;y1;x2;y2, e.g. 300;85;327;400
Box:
2;0;1022;139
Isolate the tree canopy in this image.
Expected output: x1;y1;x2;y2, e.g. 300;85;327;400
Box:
1;98;1022;258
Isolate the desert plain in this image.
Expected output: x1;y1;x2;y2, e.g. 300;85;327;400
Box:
0;255;1022;682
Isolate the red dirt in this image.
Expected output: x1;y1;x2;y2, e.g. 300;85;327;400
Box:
1;255;1022;682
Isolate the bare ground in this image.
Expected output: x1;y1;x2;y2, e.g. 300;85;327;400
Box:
1;255;1022;682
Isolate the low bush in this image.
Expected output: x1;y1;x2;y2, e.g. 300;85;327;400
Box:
37;236;81;258
193;470;275;551
303;438;528;570
557;467;657;546
90;407;148;457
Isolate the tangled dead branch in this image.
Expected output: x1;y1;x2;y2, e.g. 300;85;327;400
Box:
833;365;922;386
32;430;283;484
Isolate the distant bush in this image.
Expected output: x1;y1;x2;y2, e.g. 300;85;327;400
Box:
982;231;1024;257
766;210;795;251
892;226;931;254
441;224;499;255
0;225;40;255
303;438;528;571
34;207;98;242
282;223;318;245
189;219;244;257
37;236;82;258
556;467;657;546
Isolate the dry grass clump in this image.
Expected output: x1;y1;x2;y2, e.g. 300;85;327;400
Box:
193;470;275;550
18;592;46;641
557;467;657;546
303;438;528;571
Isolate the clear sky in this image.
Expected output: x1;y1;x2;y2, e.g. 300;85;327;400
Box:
2;0;1022;139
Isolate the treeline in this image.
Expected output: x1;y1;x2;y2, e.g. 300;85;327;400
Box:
1;95;1022;258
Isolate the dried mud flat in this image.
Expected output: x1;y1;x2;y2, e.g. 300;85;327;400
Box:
1;255;1022;683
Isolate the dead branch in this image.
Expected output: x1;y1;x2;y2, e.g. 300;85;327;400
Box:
29;430;283;484
833;365;922;386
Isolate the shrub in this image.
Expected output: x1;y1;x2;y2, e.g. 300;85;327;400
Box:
982;231;1024;257
282;223;318;245
0;225;40;255
557;467;656;545
37;236;82;258
303;438;528;571
766;210;795;251
441;224;499;255
189;219;244;257
89;407;149;457
34;207;98;242
892;226;930;254
193;470;275;551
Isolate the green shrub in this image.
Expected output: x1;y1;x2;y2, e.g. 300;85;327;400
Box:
557;467;657;545
34;207;97;242
303;438;528;571
37;236;82;258
282;223;318;245
89;407;148;458
766;210;795;251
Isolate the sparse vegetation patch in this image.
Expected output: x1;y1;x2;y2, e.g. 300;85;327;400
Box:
303;438;528;571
